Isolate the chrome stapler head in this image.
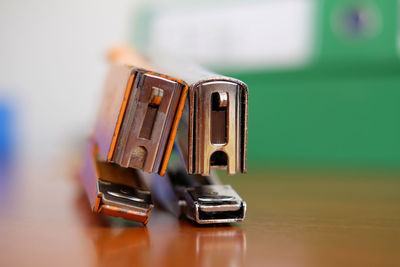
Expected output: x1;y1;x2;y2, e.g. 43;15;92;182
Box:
182;78;248;175
93;51;188;175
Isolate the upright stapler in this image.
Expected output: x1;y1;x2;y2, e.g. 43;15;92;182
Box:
145;51;249;224
80;47;188;224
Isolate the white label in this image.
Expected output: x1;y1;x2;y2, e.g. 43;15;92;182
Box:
148;0;315;70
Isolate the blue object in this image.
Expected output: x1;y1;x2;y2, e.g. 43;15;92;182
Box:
0;99;14;180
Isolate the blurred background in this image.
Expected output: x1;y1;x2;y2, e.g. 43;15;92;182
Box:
1;1;399;266
0;0;399;172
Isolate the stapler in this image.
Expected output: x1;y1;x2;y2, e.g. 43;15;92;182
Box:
80;47;187;224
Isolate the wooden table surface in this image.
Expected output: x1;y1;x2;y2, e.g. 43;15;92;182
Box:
1;158;399;267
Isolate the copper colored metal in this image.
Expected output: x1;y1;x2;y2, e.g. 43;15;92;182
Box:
81;139;153;224
93;64;188;175
80;50;188;223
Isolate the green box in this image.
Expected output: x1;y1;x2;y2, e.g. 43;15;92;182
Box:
131;0;400;171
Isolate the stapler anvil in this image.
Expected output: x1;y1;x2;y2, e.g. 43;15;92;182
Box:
148;147;246;224
81;139;153;224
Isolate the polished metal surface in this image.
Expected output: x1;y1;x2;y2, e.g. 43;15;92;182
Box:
150;150;247;224
80;140;153;224
180;185;246;224
178;78;248;175
111;71;185;174
97;179;153;223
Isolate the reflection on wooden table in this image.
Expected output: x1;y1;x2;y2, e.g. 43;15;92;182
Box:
0;159;399;266
75;190;246;267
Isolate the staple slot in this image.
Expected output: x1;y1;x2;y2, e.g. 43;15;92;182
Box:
210;92;227;145
139;106;158;140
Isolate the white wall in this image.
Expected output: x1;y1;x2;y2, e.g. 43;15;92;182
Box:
0;0;136;159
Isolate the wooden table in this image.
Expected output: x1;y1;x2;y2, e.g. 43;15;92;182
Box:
1;159;399;266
